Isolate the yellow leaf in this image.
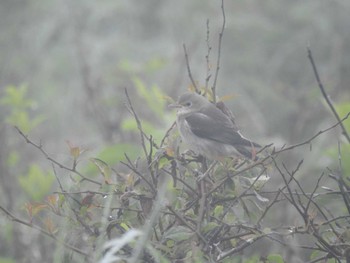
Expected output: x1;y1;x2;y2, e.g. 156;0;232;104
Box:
66;141;87;159
24;202;47;218
24;202;33;218
32;203;48;217
165;146;175;157
90;158;112;183
188;85;195;92
44;217;57;234
162;95;175;104
219;93;238;102
46;194;58;207
126;173;135;187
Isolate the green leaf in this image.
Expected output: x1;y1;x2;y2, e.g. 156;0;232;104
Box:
145;57;166;72
335;102;350;133
90;158;112;183
213;205;224;217
0;84;45;132
326;144;350;181
201;222;219;234
18;164;55;201
132;77;165;118
157;156;171;170
121;117;166;143
166;239;174;248
0;85;33;108
0;257;16;263
6;151;19;167
121;117;155;134
243;255;260;263
84;143;139;176
118;59;133;72
185;248;205;263
163;225;193;242
267;254;284;263
145;243;171;263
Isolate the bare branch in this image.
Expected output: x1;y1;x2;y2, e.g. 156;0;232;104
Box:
14;126;101;186
217;235;264;260
124;88;150;161
196;180;206;232
123;88;159;193
211;0;226;103
205;19;212;91
166;205;208;245
121;153;156;195
275;111;350;154
160;121;176;147
161;167;199;197
0;205;87;256
307;47;350;143
183;44;198;93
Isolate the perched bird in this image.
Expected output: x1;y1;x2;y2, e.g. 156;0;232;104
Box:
170;92;260;160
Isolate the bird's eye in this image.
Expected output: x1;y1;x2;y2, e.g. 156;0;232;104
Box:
184;101;192;107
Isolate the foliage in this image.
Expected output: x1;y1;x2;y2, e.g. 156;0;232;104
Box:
1;1;350;262
0;85;45;133
2;87;350;262
18;164;55;201
121;77;175;143
0;258;15;263
336;102;350;133
325;102;350;180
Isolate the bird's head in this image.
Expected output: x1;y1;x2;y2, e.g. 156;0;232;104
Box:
169;92;209;117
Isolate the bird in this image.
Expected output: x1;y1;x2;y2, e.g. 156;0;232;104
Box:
169;92;261;160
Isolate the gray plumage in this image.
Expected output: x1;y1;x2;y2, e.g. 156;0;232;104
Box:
172;92;260;160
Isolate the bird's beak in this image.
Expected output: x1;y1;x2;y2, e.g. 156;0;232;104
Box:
168;102;182;109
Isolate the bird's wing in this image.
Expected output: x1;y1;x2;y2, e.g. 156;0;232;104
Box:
184;111;255;147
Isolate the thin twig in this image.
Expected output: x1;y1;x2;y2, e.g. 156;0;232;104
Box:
0;205;87;256
306;255;333;263
205;19;212;91
211;0;226;103
129;179;168;263
209;158;267;195
208;113;350;197
305;172;324;214
51;163;64;192
54;190;115;196
256;189;281;225
121;154;156;195
307;47;350;143
161;167;199;197
217;235;264;260
335;143;350;214
183;44;198;93
197;180;206;232
14;126;101;186
275;112;350;154
124;88;149;162
160;121;176;147
273;158;305;218
167;205;208;245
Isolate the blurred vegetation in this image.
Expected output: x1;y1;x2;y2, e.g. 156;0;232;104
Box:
0;0;350;262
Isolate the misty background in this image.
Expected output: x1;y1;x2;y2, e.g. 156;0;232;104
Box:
1;0;350;262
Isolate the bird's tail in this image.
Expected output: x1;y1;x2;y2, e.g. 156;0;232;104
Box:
235;141;260;160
